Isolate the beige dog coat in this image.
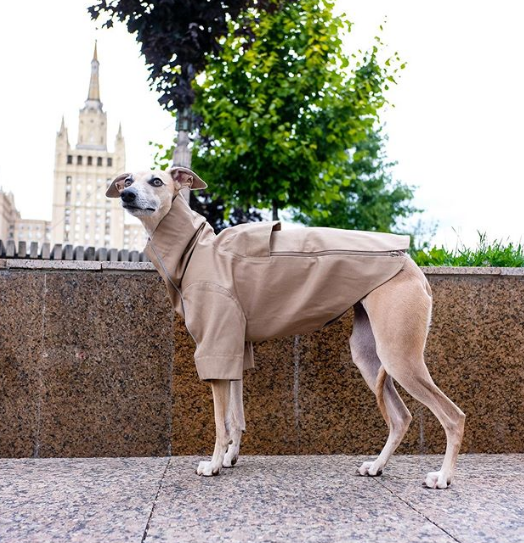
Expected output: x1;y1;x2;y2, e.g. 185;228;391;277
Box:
145;196;410;380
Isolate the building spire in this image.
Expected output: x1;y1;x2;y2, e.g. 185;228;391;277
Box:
78;42;107;149
87;41;101;103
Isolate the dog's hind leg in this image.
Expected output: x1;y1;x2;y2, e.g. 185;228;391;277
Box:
223;379;245;468
196;379;231;476
362;259;465;489
350;302;413;478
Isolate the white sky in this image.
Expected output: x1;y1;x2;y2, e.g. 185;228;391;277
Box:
0;0;523;248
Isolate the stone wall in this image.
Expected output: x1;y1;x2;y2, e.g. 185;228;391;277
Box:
1;260;523;457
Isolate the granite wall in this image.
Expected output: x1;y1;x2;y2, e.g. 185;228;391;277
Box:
1;260;523;457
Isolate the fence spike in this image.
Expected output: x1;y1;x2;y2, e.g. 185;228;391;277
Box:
6;240;16;258
96;247;108;261
51;244;62;260
41;242;50;259
62;244;73;260
85;246;96;261
29;242;39;259
17;241;27;258
73;246;84;260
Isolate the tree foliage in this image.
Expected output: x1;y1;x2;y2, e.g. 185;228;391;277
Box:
192;0;406;218
295;129;418;231
88;0;279;111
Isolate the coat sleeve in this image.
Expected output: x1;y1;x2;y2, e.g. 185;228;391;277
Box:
182;282;251;380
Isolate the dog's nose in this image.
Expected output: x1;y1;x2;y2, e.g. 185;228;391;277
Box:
121;190;136;203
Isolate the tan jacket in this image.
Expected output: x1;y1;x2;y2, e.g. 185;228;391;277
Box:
145;196;410;380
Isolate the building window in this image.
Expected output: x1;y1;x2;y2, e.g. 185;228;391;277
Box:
67;155;73;164
77;155;83;165
87;156;93;166
97;157;102;166
66;176;72;185
107;158;113;167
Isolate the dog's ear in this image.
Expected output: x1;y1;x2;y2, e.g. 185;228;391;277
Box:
106;173;131;198
168;167;207;191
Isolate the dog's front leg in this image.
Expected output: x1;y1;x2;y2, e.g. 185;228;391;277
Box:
196;379;231;476
223;379;245;467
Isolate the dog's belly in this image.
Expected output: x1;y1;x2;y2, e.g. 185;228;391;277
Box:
236;253;405;342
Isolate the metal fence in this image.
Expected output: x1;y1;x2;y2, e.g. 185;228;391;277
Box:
0;239;149;262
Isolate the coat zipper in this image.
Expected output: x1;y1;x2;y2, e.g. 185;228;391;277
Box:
270;249;404;257
148;240;199;345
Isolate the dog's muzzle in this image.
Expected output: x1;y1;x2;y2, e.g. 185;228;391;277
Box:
121;189;137;204
120;190;156;213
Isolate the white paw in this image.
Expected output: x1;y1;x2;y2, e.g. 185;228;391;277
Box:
423;471;450;489
357;461;383;477
196;460;220;477
223;445;239;468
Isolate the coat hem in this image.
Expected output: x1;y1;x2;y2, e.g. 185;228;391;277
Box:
195;354;245;381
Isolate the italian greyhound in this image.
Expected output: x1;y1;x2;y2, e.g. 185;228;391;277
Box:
107;167;465;489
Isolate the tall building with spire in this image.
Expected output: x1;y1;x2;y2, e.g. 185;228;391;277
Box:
51;43;131;248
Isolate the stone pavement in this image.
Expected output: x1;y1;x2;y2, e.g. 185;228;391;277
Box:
0;455;522;543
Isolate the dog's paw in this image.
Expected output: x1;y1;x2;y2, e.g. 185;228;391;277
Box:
223;446;239;468
423;471;450;489
357;461;383;477
196;460;220;477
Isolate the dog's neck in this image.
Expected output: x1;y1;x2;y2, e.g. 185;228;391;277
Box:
144;195;212;287
139;189;191;237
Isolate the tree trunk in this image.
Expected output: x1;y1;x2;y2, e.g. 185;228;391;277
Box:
272;200;279;221
172;129;191;202
172;129;191;168
172;107;193;202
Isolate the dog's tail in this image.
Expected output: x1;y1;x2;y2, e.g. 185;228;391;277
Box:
376;366;390;428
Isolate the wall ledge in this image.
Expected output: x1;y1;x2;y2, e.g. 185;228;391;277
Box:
1;259;524;276
0;259;156;272
420;266;524;276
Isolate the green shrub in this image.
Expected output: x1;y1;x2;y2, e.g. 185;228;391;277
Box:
411;233;524;267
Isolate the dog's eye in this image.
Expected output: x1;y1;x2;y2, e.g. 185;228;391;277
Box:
124;179;133;187
151;178;164;187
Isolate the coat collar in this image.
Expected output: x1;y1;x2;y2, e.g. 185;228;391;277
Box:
145;195;214;288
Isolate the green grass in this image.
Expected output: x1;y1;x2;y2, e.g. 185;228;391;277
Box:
411;233;524;267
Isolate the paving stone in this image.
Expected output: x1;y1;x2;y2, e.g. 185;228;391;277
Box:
145;456;457;543
377;454;524;543
0;454;521;543
0;457;168;543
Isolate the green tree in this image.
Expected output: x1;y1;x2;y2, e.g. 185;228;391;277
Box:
295;129;418;231
89;0;281;172
192;0;405;220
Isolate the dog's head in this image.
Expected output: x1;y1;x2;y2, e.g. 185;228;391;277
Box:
106;167;207;221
